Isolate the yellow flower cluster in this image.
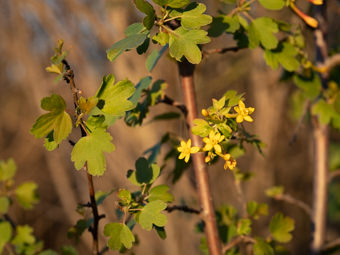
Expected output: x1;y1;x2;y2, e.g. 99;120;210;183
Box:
177;99;254;171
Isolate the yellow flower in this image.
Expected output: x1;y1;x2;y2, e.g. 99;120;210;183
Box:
221;154;237;170
234;100;255;123
203;130;225;153
177;139;200;163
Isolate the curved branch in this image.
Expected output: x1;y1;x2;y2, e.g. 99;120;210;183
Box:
222;236;256;254
273;194;312;218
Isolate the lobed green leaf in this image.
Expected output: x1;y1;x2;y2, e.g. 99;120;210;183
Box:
104;223;135;250
169;27;210;64
31;94;72;146
269;213;295;243
138;200;167;230
71;129;115;176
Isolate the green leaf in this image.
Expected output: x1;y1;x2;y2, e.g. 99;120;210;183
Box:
293;73;321;99
139;200;167;230
12;225;35;246
169;27;210;64
248;17;278;50
236;218;251;235
154;226;167;240
266;186;284;197
264;42;299;71
149;185;174;202
104;223;135;250
0;221;12;253
134;0;155;30
68;219;93;241
96;75;136;116
191;119;213;137
269;213;295;243
253;238;274;255
31;94;72;145
129;76;152;105
71;129;115;176
246;201;268;219
258;0;285;10
146;45;168;72
0;158;16;181
329;142;340;171
151;112;181;122
170;3;212;30
118;189;132;205
152;0;190;8
0;196;10;214
95;189;114;206
127;157;160;186
15;182;39;209
152;32;169;46
44;131;58;151
312;99;337;125
107;23;148;61
61;245;78;255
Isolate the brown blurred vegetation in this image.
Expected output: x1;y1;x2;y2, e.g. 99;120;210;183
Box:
1;0;340;254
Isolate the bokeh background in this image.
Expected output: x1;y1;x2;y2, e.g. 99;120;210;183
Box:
1;0;340;254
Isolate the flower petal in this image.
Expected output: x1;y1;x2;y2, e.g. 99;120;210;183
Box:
236;115;244;123
244;116;253;122
190;146;200;153
185;154;190;163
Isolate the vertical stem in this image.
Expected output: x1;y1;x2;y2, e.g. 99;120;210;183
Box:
63;60;100;254
311;3;328;254
87;171;100;255
311;120;328;254
178;60;222;255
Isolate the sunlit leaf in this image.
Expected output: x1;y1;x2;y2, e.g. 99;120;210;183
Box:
15;182;39;209
169;27;210;64
71;129;115;176
0;158;16;181
31;94;72;145
138;200;167;230
104;223;135;250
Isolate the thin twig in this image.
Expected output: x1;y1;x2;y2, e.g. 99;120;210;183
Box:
274;194;312;218
63;59;100;255
316;54;340;73
166;205;201;214
203;46;241;55
222;236;256;254
158;94;188;117
328;170;340;183
322;238;340;252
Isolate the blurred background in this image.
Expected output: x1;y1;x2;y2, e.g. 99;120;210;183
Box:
1;0;340;254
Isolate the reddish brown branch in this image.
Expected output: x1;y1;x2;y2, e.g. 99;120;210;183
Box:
177;59;222;255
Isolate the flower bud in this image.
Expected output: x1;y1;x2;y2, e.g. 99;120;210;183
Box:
290;3;318;28
201;109;209;117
